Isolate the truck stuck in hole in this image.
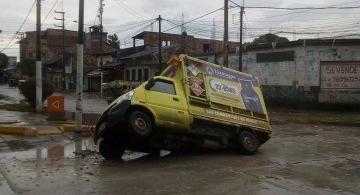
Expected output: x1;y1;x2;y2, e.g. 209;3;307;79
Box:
93;55;271;159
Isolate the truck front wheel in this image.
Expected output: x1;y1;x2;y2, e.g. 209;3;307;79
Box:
99;137;125;159
128;111;153;137
238;131;259;155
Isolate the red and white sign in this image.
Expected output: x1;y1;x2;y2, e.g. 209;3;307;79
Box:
190;83;205;96
47;96;64;113
321;61;360;90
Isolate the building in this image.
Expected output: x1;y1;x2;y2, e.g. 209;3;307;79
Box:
132;31;239;56
117;31;240;83
19;27;111;91
19;29;78;89
207;39;360;106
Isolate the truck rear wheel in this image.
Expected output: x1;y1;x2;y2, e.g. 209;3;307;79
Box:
99;137;125;159
129;111;153;137
238;131;259;155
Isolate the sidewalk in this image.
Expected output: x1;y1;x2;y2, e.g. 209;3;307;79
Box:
0;109;93;136
52;92;108;114
269;107;360;127
0;85;106;136
0;84;108;114
0;85;23;105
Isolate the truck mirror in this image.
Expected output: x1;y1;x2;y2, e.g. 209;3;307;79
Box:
145;78;155;90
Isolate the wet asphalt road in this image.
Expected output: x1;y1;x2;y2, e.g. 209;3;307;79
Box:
0;122;360;195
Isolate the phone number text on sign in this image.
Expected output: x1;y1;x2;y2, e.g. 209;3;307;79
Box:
209;79;239;95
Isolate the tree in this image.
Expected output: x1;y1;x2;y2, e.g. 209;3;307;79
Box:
249;33;289;45
107;33;120;49
19;58;36;77
0;52;9;70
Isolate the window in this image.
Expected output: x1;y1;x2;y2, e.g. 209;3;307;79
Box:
162;41;167;47
137;69;143;81
131;69;136;81
125;69;130;81
150;80;176;95
203;44;210;53
144;68;149;81
256;51;295;63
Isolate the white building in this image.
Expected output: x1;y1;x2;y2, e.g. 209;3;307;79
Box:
208;39;360;106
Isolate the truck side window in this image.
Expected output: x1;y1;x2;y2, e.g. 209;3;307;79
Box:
150;80;176;95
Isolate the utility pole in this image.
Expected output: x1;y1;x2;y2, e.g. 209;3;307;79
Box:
239;6;244;72
76;0;84;132
99;0;104;96
211;18;216;40
55;10;65;90
223;0;229;67
157;15;162;74
211;18;216;54
181;13;186;34
36;0;42;112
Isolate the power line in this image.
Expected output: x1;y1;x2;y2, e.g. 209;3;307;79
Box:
163;7;223;32
1;0;36;52
43;0;59;23
243;6;360;10
113;0;145;21
249;0;360;20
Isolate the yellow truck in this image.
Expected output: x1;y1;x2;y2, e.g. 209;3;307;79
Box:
94;55;271;159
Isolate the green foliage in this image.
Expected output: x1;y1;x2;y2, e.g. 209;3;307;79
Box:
19;58;36;77
107;33;120;49
18;79;55;107
249;33;289;46
0;53;9;69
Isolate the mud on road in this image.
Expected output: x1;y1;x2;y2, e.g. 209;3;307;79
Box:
0;122;360;195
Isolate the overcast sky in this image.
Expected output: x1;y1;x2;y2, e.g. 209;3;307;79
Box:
1;0;360;60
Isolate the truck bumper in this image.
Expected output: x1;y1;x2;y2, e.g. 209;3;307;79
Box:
94;100;131;143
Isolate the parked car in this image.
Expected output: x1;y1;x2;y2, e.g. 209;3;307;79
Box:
94;55;271;159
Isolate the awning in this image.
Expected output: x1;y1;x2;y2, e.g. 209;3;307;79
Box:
87;69;111;77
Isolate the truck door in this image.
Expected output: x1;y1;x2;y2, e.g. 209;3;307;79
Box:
145;78;187;128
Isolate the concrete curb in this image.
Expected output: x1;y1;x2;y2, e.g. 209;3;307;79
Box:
0;124;91;136
270;118;360;127
0;126;36;135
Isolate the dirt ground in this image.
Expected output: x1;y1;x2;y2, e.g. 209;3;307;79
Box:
0;119;359;195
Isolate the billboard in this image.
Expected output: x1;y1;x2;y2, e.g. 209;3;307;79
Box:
185;58;265;114
320;61;360;90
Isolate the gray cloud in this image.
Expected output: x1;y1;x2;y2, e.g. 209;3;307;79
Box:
1;0;360;58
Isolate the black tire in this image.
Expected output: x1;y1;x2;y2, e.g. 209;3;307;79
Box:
238;131;259;155
99;137;125;159
128;111;152;137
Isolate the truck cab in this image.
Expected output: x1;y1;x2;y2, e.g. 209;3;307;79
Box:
94;55;271;159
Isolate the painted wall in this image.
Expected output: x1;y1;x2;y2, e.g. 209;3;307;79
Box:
207;45;360;105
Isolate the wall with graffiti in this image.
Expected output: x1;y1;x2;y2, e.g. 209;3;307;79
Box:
204;44;360;105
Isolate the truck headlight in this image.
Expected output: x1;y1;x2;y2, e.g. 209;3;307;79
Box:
125;90;134;100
